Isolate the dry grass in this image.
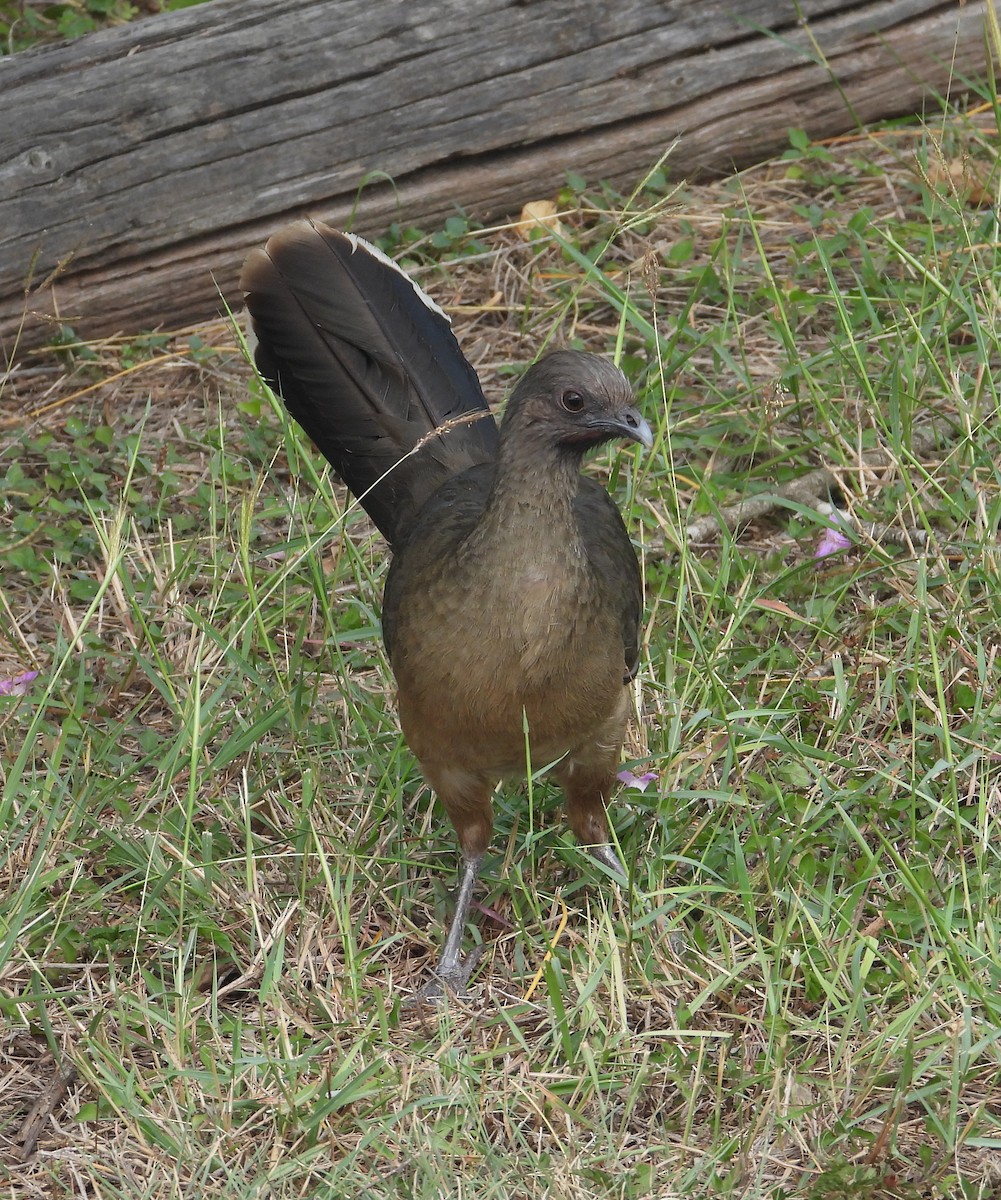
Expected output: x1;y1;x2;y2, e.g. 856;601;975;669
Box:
3;106;1001;1199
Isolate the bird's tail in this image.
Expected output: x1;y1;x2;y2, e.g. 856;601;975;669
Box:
240;219;498;545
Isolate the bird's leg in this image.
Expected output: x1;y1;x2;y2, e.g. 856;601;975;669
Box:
560;754;678;950
434;851;485;991
588;840;627;882
556;756;626;884
408;766;494;1003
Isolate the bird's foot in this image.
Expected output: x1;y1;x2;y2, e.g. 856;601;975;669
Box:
405;944;485;1007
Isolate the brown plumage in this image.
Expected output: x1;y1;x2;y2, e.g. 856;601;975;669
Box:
241;219;650;995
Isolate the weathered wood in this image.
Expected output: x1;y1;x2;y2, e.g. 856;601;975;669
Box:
0;0;986;359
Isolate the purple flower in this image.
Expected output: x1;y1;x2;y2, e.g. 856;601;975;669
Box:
0;670;39;696
815;528;852;559
617;769;658;792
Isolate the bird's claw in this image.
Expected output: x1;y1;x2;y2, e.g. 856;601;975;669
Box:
405;944;485;1007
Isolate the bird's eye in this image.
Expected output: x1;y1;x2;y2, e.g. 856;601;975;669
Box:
560;390;585;413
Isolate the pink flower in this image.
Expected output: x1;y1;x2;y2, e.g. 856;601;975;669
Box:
815;528;852;558
0;671;39;696
617;769;658;792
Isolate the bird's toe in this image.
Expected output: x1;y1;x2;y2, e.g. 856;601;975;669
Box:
405;944;485;1007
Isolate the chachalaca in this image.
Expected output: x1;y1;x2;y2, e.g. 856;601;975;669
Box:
241;219;651;995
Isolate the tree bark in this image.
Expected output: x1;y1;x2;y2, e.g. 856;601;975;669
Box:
0;0;986;360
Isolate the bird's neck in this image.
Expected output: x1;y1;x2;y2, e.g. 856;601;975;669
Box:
467;440;583;559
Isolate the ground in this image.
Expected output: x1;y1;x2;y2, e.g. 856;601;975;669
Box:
2;108;1001;1198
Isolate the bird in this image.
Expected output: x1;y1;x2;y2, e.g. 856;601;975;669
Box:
240;218;651;997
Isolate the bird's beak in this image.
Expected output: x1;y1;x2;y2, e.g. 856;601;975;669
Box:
566;406;655;452
613;407;653;449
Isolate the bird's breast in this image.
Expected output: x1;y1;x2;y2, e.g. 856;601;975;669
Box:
389;556;623;775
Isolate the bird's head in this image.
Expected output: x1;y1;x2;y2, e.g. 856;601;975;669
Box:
503;350;652;456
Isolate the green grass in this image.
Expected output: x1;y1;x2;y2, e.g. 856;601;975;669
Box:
3;106;1001;1198
1;0;209;55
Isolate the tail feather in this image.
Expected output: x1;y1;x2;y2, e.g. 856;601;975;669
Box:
240;219;498;544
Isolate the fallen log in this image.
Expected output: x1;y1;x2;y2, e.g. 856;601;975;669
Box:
0;0;987;360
